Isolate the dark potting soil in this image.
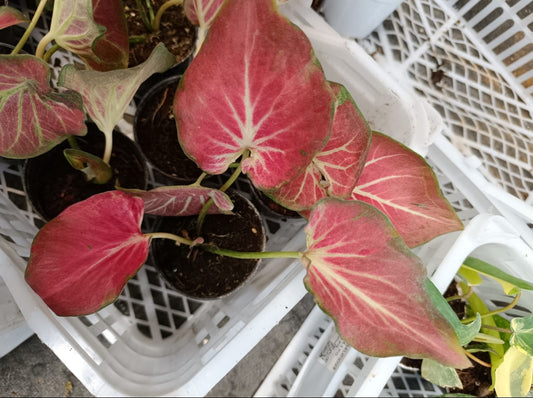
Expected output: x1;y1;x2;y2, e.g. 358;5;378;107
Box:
24;124;147;221
152;191;265;299
135;77;204;182
124;0;196;67
400;281;495;397
251;186;301;219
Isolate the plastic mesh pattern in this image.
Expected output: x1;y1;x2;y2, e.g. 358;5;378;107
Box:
362;0;533;202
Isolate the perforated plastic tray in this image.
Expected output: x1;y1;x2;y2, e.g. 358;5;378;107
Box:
0;0;441;396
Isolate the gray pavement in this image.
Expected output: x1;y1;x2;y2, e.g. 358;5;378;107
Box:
0;294;315;397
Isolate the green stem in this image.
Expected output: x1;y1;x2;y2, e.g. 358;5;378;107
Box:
461;290;521;324
35;31;54;60
136;0;152;32
129;35;147;44
67;136;80;150
146;232;302;259
193;172;208;186
152;0;183;32
13;0;48;56
480;324;513;334
42;43;60;63
196;151;248;234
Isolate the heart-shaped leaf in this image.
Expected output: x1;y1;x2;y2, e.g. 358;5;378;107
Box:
351;132;463;247
123;185;234;216
184;0;225;28
48;0;106;59
64;148;113;183
175;0;334;190
266;82;371;211
495;345;533;397
0;6;28;30
301;198;470;368
0;54;86;158
83;0;129;71
25;191;150;316
59;43;175;161
511;317;533;356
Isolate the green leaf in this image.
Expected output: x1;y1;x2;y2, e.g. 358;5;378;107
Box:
421;358;462;388
512;317;533;356
463;257;533;294
64;148;112;184
426;279;481;346
495;345;533;397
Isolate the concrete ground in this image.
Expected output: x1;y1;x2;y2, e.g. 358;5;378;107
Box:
0;294;315;397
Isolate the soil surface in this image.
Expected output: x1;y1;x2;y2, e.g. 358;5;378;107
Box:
135;76;204;182
24;124;147;221
124;0;196;67
152;191;265;299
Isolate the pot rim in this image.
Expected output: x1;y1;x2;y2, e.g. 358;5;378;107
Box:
150;189;267;301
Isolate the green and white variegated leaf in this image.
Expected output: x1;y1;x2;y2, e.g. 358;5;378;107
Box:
0;6;28;30
0;55;86;158
48;0;105;57
421;358;463;389
59;43;174;146
512;317;533;357
495;345;533;397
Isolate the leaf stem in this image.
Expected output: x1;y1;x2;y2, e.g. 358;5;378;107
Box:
461;290;521;324
146;232;302;259
135;0;152;32
479;324;513;334
153;0;183;32
463;349;492;368
12;0;48;56
102;130;113;165
42;43;60;63
195;150;248;234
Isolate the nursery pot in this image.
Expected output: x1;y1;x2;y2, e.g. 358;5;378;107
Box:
24;123;148;221
151;190;266;300
124;0;197;67
134;75;205;183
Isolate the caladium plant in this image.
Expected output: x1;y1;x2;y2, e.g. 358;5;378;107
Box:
25;0;474;373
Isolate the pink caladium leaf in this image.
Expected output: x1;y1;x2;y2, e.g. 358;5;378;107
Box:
267;82;371;211
0;55;86;158
184;0;225;28
351;132;463;247
0;6;28;30
175;0;334;190
302;198;470;368
83;0;129;71
47;0;106;59
25;191;150;317
59;43;175;162
122;185;234;216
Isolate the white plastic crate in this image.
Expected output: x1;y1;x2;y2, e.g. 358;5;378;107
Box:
358;0;533;206
0;1;442;396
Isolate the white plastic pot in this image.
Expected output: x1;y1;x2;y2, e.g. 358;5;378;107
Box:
321;0;403;38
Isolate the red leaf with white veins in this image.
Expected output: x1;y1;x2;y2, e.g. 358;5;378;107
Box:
0;55;86;158
124;185;234;216
0;6;28;30
351;133;463;247
302;199;470;368
25;191;150;316
175;0;333;190
267;83;371;210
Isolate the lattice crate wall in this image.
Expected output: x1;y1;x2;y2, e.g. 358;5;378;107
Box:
359;0;533;206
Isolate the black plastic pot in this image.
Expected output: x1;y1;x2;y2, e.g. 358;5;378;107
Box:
134;74;205;184
151;190;266;300
24;123;148;221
